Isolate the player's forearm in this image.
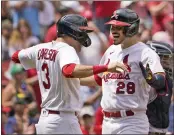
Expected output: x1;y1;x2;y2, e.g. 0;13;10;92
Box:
63;62;127;78
72;64;107;78
80;76;99;86
62;64;102;86
62;64;107;78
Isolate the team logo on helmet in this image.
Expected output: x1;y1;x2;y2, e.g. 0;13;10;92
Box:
112;11;119;19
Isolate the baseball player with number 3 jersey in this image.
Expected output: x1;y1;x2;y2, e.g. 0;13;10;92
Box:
11;14;128;134
80;8;168;134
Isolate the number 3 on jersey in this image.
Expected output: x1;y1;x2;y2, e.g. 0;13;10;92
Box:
42;63;51;89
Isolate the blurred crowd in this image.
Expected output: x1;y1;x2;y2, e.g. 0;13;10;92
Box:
1;1;174;134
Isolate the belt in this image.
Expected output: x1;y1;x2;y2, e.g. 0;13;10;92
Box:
149;132;166;135
103;110;134;118
48;110;78;116
48;110;60;114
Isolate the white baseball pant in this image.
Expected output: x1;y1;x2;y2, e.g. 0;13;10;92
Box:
35;109;82;134
102;111;149;134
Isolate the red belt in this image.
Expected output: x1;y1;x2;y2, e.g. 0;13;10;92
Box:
48;110;78;116
103;110;134;118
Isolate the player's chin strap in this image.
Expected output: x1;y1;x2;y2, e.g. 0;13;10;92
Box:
139;62;166;90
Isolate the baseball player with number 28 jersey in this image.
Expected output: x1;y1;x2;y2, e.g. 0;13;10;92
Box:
11;14;128;134
101;9;168;134
80;8;167;134
100;42;164;134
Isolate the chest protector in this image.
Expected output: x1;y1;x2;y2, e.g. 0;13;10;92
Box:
147;74;173;128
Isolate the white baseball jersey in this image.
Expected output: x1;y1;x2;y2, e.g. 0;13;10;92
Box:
100;42;164;112
18;41;82;112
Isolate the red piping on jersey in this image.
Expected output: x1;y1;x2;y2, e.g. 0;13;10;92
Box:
11;50;21;63
94;74;102;86
106;59;110;65
93;65;108;75
62;63;76;78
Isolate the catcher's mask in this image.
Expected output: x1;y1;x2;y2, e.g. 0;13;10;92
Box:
57;14;93;47
105;8;140;37
147;41;174;81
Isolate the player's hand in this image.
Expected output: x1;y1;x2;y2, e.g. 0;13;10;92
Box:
139;62;155;83
108;62;129;73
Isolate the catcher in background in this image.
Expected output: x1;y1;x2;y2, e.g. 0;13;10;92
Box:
146;41;174;135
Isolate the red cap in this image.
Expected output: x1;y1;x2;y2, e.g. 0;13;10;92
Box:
105;20;131;26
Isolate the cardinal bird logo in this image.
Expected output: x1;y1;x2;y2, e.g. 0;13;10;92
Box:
123;54;131;72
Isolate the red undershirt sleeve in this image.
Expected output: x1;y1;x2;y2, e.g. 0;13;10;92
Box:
11;50;21;63
94;74;102;86
93;65;108;74
62;63;76;78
